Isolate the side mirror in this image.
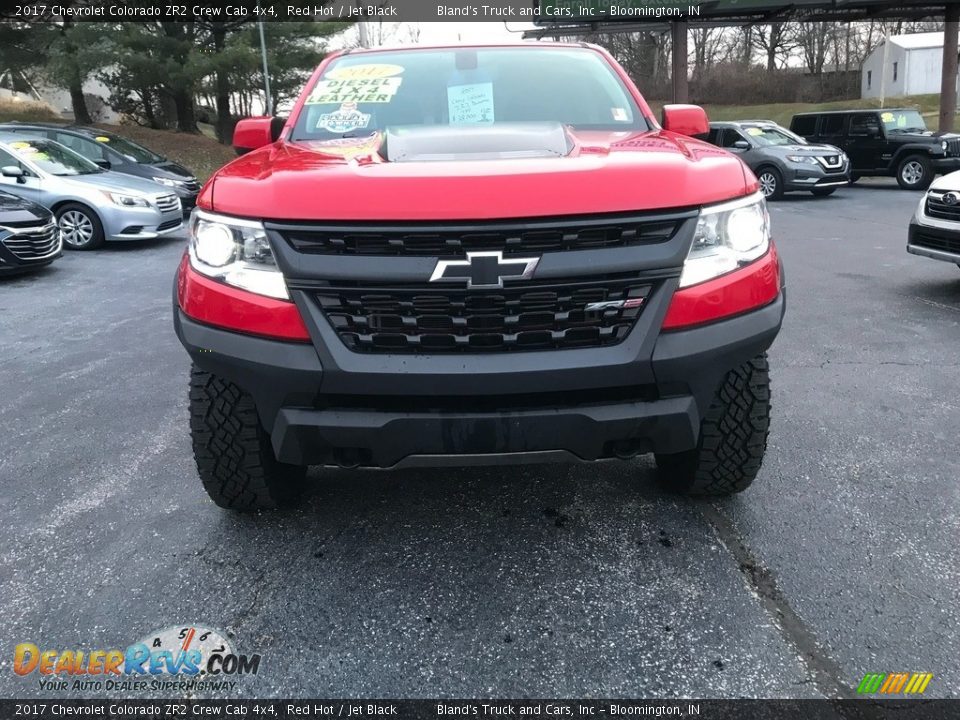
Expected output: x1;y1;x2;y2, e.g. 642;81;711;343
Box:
733;140;750;150
867;126;880;138
95;159;111;169
233;116;285;156
1;165;24;183
661;104;710;138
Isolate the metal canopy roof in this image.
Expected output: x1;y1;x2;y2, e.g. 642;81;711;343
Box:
525;0;955;37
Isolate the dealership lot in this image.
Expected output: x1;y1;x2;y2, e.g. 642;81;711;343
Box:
0;182;957;698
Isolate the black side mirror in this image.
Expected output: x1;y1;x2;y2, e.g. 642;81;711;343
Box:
868;127;880;138
270;116;286;143
95;159;111;169
1;165;24;183
733;140;750;150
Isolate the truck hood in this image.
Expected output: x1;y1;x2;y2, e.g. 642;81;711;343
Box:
205;128;754;221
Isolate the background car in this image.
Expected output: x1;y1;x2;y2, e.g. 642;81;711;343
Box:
0;190;60;275
789;109;960;191
908;168;960;269
0;122;200;212
0;135;183;250
707;120;850;200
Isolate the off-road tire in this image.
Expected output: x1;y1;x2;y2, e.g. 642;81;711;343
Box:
189;365;305;510
896;154;933;191
811;187;837;197
655;354;771;496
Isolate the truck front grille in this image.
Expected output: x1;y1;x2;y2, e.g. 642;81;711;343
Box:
269;213;683;257
1;221;60;260
315;276;652;353
926;191;960;222
946;138;960;157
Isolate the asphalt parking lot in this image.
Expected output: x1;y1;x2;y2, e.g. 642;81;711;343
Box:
1;181;957;700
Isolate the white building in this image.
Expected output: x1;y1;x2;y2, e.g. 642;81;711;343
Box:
861;32;956;99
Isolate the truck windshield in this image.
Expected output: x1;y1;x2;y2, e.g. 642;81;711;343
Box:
6;139;102;176
881;109;928;133
291;47;647;141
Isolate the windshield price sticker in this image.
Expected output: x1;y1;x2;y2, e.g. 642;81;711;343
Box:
448;82;495;125
308;77;402;105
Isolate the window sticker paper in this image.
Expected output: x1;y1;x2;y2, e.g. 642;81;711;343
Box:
447;83;495;125
316;102;372;134
611;108;629;122
307;76;402;105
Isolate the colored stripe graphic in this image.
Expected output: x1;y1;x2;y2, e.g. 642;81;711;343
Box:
858;673;932;695
857;674;886;694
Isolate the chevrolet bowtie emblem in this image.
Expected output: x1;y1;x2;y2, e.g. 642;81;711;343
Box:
429;251;540;289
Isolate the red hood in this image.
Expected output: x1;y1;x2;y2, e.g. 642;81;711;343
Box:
203;129;755;221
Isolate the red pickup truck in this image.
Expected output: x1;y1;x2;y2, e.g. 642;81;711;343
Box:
173;43;784;510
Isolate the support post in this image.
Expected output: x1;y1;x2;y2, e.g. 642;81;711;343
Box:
672;21;688;104
939;4;960;133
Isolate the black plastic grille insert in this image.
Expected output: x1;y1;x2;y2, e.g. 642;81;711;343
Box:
269;213;683;257
316;277;652;353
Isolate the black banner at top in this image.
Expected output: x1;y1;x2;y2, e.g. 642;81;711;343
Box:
2;0;955;23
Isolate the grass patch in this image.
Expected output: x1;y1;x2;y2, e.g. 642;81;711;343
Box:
0;96;60;122
648;94;958;131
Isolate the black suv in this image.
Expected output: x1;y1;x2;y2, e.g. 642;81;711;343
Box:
790;108;960;190
0;123;201;211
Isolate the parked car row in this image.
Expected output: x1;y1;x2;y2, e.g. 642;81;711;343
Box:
0;125;198;274
705;107;960;200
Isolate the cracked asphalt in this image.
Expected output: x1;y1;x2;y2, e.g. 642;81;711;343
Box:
0;180;957;700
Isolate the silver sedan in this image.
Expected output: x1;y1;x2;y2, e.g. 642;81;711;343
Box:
0;135;183;250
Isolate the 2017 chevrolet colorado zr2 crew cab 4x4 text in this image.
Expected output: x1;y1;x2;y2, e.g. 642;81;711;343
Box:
173;44;786;510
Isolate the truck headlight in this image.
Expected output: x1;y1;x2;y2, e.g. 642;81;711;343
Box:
786;155;818;164
187;209;288;299
152;176;181;187
680;192;770;288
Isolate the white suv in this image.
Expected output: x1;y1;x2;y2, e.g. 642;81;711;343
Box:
908;169;960;269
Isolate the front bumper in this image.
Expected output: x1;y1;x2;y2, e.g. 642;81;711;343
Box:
783;164;850;192
174;286;786;468
102;205;183;242
908;218;960;264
